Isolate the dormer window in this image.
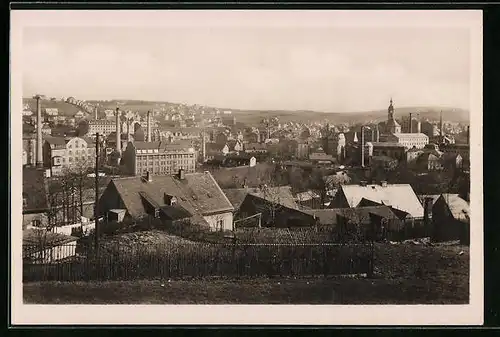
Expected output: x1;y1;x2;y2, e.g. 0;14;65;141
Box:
164;194;177;206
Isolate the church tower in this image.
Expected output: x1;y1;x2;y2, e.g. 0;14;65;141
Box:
386;97;401;134
388;97;395;120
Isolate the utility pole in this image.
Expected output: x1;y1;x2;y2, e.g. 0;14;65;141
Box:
94;132;100;253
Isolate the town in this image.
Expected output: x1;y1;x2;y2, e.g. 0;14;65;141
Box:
22;94;470;304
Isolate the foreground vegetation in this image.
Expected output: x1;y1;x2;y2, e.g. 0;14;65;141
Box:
23;242;468;304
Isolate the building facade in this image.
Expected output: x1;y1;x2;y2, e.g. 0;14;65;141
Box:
122;141;197;176
87;119;117;136
386;133;429;149
43;136;96;175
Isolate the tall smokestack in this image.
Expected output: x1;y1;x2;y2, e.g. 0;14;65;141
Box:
376;125;380;142
115;107;121;154
94;106;98;120
440;110;443;137
147;111;152;142
467;125;470;145
35;95;43;167
127;119;131;141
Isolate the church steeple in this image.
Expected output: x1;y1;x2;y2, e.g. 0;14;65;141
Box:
388;97;395;120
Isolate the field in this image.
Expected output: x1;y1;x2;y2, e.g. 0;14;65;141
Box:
23;240;469;304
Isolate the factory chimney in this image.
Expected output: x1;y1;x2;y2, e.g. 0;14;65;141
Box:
35;95;43;167
94;106;98;120
467;125;470;145
115;107;121;154
440;110;443;137
147;110;152;142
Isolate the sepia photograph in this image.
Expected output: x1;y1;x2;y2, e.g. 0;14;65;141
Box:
10;9;483;325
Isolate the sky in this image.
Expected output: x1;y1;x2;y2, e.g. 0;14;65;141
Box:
21;13;472;112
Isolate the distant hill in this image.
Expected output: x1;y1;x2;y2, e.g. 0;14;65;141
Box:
22;98;82;117
228;106;469;125
25;97;468;125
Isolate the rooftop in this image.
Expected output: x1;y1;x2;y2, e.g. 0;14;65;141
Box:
339;183;424;218
106;171;234;222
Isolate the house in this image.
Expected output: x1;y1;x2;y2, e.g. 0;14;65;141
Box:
205;143;229;161
416;152;443;171
41;124;52;136
227;139;244;153
303;205;403;241
74;111;85;119
44;108;59;116
442;152;463;170
98;170;235;232
244;143;268;154
295;190;322;209
369;142;406;161
431;194;470;244
23;229;78;263
370;155;399;170
331;182;424;219
225;185;314;228
22;167;49;230
405;146;424;167
309;148;335;165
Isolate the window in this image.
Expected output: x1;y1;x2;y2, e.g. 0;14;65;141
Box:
69;150;72;155
69;157;73;162
217;219;224;231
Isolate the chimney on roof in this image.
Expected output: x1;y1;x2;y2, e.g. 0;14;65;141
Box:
35;95;43;167
146;171;152;182
147;110;152;142
423;197;433;227
178;168;185;180
360;180;367;187
380;181;388;187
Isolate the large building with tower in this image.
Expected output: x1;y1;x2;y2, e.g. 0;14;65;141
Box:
379;98;429;149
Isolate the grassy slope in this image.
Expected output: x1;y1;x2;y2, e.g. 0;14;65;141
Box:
23;243;469;304
23;98;81;117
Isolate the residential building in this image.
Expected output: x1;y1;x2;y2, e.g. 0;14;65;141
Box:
122;141;197;176
205;143;229;161
23;109;33;116
296;141;310;159
22;167;49;230
331;182;424;219
227;139;244;153
23;134;37;167
41;124;52;135
370;155;399;170
225;186;314;228
43;136;96;176
309;147;334;165
368;142;406;161
98;170;235;232
244;143;267;154
440;143;470;161
44;108;59;116
431;194;469;244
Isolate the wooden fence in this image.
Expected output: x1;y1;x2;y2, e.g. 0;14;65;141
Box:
23;242;373;282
